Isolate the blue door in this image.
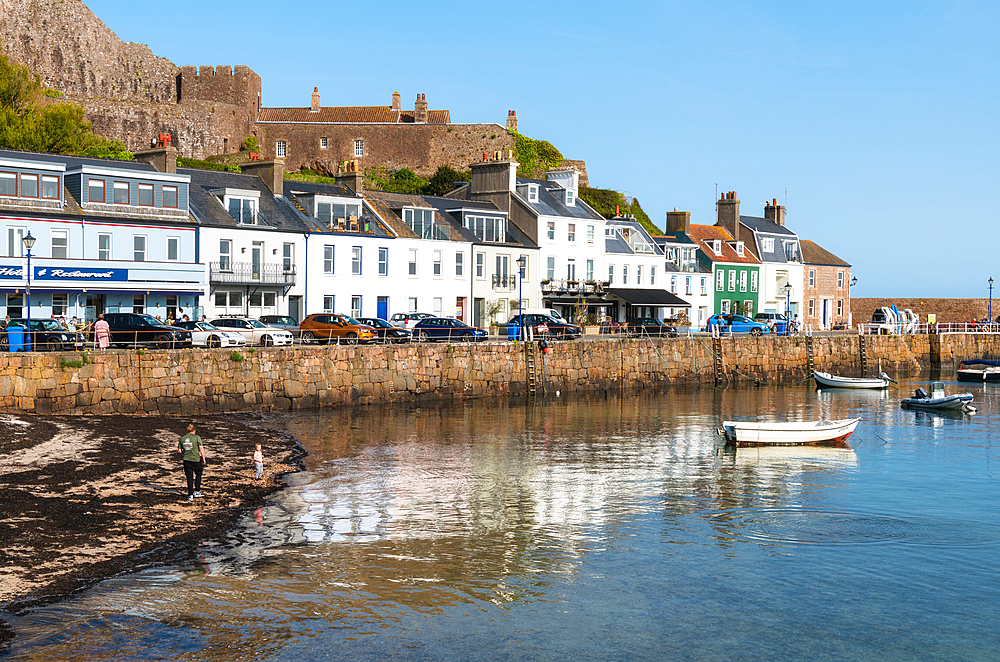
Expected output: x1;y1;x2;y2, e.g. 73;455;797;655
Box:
377;296;388;320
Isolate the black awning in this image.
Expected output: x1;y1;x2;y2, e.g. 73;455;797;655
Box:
544;296;615;305
606;288;690;307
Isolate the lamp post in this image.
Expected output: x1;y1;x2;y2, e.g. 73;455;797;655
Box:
516;256;527;341
784;282;793;335
990;277;994;331
23;231;35;349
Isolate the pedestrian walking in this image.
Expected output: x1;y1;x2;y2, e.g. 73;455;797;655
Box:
253;443;264;481
177;423;206;501
94;314;110;350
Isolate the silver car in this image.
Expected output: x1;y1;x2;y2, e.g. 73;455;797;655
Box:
175;321;247;348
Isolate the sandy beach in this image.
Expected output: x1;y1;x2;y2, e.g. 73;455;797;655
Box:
0;412;302;623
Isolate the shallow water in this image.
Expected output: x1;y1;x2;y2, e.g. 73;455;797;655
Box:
5;378;1000;661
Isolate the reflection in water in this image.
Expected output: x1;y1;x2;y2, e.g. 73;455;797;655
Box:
6;384;1000;661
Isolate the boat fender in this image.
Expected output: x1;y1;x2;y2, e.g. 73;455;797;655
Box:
963;404;978;413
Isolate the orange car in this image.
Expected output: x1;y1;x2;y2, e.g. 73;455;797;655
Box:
299;314;376;345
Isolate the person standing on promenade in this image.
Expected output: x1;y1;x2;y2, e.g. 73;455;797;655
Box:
177;424;206;501
253;443;264;481
94;314;110;350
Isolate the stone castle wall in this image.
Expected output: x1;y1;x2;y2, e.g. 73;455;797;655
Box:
0;334;994;416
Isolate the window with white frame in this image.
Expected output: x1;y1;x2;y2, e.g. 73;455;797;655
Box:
52;293;67;316
476;252;485;278
456;252;464;276
219;239;232;271
351;296;361;318
433;250;442;276
528;184;538;202
809;269;815;287
651;266;656;286
740;270;747;292
228;197;257;224
670;275;677;293
638;265;643;285
762;237;774;252
735;241;744;257
408;297;417;312
567;258;576;281
42;176;59;200
518;255;528;280
721;299;730;314
264;292;276;307
622;265;628;285
323;296;334;313
138;183;154;207
546;256;555;281
716;270;724;291
609;265;614;284
215;292;227;307
230;291;243;308
167;237;179;262
750;271;758;292
463;215;506;242
283;243;294;272
808;299;815;316
276;141;287;158
837;271;844;288
98;233;111;260
5;294;21;317
320;137;328;149
587;225;595;244
249;292;262;308
379;247;388;276
838;299;843;316
408;248;417;275
568;223;576;242
685;276;692;295
352;246;362;275
51;230;68;259
566;189;575;205
701;277;707;295
354;140;364;157
433;297;443;316
728;270;736;291
323;245;334;274
133;235;146;261
133;294;145;314
113;181;130;205
712;240;722;255
547;221;555;240
586;259;594;282
403;208;436;239
316;200;362;225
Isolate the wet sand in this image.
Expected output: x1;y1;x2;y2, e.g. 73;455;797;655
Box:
0;412;302;622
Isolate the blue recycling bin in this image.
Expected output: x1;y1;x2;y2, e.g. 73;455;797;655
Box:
6;325;26;352
506;322;520;341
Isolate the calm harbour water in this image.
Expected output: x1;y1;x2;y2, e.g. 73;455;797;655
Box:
4;378;1000;661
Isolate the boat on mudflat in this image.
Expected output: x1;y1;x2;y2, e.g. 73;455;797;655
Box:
722;418;860;447
901;382;976;412
957;360;1000;382
813;370;894;389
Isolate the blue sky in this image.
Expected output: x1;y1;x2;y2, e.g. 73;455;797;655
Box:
86;0;999;298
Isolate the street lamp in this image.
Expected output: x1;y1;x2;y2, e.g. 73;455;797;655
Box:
851;276;857;287
23;231;35;349
784;282;793;335
516;256;527;341
989;277;994;331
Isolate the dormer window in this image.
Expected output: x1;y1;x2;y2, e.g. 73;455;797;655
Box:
464;214;507;242
735;241;744;257
528;184;538;202
403;207;437;239
317;199;361;227
19;174;38;198
41;176;59;199
88;179;105;203
565;189;575;206
712;239;722;255
762;238;775;252
229;197;257;224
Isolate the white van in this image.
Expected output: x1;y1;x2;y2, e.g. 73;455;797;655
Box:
519;308;567;322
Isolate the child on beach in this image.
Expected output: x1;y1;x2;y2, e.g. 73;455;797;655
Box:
253;444;263;481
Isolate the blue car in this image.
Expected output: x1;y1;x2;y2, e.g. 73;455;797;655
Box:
704;314;771;336
412;317;489;342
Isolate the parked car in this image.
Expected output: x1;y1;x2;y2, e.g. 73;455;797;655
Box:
357;317;412;344
100;312;193;348
390;312;435;329
704;314;771;337
412;318;489;342
625;317;679;337
1;318;86;351
507;314;583;339
753;312;790;334
209;317;294;346
258;315;300;338
174;321;246;348
299;314;376;345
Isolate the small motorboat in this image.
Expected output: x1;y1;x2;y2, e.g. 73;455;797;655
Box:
813;370;896;389
901;382;976;412
721;418;860;447
957;360;1000;382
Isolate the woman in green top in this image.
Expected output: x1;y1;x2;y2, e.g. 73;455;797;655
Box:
177;423;206;501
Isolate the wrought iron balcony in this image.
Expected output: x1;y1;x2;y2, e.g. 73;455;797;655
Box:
210;261;296;285
228;207;276;227
540;279;608;295
492;274;517;290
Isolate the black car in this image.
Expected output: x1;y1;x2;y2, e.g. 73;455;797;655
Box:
2;318;86;351
508;314;582;339
625;317;679;338
103;312;192;348
357;317;412;344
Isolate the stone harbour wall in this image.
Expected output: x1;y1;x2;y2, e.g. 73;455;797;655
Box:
0;334;997;416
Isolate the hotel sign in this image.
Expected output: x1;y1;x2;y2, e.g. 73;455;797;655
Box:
0;265;129;281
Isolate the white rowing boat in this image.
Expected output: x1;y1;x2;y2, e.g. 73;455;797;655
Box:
813;370;893;389
722;418;860;447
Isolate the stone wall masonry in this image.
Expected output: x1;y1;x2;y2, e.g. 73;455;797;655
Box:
2;334;998;417
853;298;994;324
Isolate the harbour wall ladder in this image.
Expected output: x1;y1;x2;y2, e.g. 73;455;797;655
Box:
806;336;815;374
525;341;538;397
859;334;869;374
713;336;724;386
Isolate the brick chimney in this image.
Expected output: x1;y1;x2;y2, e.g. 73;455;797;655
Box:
764;197;785;226
392;91;401;111
335;159;363;195
664;208;691;234
241;158;284;196
506;110;517;132
134;145;178;174
716;191;740;242
468;156;518;213
311;87;320;112
414;93;428;123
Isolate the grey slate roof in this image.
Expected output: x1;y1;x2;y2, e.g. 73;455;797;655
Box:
605;236;634;254
181;168;309;233
0;148;160;174
740;215;797;236
281;180;395;238
516;177;604;221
